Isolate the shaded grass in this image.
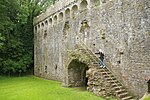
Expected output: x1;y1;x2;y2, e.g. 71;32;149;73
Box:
0;76;104;100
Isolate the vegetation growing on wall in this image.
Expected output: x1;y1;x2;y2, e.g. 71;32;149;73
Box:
0;0;54;76
67;48;91;65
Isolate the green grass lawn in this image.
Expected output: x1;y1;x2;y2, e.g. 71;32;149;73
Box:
144;96;150;100
0;75;105;100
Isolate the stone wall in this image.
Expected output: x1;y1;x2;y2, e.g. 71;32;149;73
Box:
86;67;114;98
33;0;150;98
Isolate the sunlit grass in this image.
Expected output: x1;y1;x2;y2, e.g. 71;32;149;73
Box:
144;96;150;100
0;75;105;100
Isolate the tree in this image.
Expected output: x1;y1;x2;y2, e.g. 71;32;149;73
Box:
0;0;54;76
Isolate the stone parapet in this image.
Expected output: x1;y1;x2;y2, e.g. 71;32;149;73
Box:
33;0;76;25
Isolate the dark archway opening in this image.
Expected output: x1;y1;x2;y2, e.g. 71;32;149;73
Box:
68;59;89;87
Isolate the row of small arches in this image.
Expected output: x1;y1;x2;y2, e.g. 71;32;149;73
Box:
36;4;78;29
35;0;105;29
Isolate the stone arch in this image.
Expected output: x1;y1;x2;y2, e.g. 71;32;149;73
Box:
53;15;57;24
45;20;48;27
44;21;48;38
41;23;45;38
49;18;52;25
37;24;40;38
71;5;78;19
65;8;70;18
35;26;37;33
44;20;48;32
90;0;100;7
67;59;88;87
44;20;48;38
41;23;44;28
38;24;40;28
59;12;64;21
80;0;88;10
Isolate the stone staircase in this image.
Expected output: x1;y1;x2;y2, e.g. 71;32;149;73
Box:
78;46;136;100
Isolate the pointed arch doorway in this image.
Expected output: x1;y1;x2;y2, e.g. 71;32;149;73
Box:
63;59;89;87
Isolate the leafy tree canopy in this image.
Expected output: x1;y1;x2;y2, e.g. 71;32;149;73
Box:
0;0;54;76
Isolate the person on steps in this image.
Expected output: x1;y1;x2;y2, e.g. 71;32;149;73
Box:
95;49;105;68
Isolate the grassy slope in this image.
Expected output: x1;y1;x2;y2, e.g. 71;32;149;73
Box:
144;96;150;100
0;76;104;100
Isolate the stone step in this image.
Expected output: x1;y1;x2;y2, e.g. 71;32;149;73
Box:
101;72;112;75
107;79;119;83
105;77;116;81
111;83;122;87
115;89;126;94
103;75;110;78
99;69;109;73
103;74;114;78
81;47;135;100
112;86;123;91
101;72;111;78
118;92;129;98
121;96;133;100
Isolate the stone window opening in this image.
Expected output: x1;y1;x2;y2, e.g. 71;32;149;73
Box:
63;21;70;40
71;5;78;19
41;23;44;34
35;26;37;33
90;0;100;7
41;23;44;28
44;20;48;37
49;18;52;26
44;30;47;38
38;24;40;29
54;15;57;24
59;12;63;22
79;20;90;44
117;60;121;64
80;20;90;33
65;8;70;19
55;64;57;70
45;20;48;27
80;0;88;11
45;66;47;73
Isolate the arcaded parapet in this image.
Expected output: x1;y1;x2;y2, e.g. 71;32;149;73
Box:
33;0;76;25
34;0;150;98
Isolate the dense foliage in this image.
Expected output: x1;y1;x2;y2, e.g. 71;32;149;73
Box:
0;0;54;76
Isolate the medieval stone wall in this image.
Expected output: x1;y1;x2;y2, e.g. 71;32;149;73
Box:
33;0;150;98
